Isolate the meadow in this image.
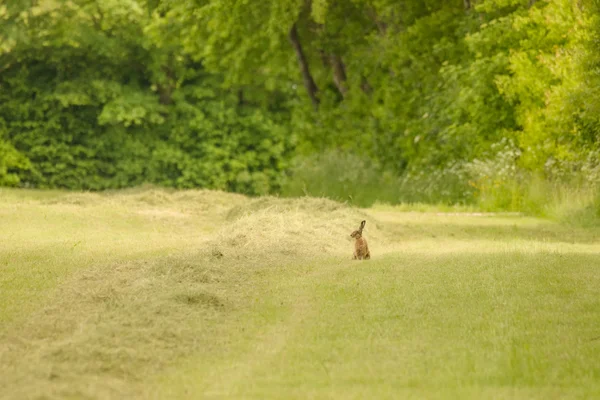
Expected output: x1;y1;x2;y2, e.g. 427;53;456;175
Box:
1;188;600;399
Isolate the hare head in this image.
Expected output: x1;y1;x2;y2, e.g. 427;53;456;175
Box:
350;220;366;239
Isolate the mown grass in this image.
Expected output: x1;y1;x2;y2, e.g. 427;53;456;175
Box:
1;188;600;399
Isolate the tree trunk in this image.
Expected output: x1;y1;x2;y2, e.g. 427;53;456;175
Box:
360;76;373;95
329;54;347;97
237;88;245;107
319;49;349;98
464;0;471;10
158;65;175;105
289;23;319;109
366;7;388;35
318;49;329;68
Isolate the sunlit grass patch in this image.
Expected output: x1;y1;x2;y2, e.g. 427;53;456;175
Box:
2;188;600;399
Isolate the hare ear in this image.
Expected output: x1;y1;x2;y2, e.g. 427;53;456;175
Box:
359;220;366;231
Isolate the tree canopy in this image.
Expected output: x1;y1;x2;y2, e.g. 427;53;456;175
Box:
1;0;599;204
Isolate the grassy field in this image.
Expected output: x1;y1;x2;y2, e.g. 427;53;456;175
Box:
1;188;600;399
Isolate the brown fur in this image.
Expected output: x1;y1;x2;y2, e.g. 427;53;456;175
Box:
350;220;370;260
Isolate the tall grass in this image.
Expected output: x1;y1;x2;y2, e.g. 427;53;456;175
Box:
281;149;600;225
479;177;600;226
464;142;600;224
280;151;472;207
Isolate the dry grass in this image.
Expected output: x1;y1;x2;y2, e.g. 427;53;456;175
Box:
0;189;372;399
1;188;600;399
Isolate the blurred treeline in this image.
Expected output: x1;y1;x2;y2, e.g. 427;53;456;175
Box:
2;0;600;211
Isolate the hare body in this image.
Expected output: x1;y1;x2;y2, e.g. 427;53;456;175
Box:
353;237;370;260
351;220;370;260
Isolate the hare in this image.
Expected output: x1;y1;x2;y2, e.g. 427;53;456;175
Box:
351;220;370;260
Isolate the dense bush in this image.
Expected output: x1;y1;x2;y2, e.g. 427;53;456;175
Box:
0;140;30;187
0;1;292;194
2;0;600;214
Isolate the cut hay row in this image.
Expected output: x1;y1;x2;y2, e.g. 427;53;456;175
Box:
1;188;600;399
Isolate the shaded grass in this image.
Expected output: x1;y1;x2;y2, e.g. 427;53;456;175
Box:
1;188;600;399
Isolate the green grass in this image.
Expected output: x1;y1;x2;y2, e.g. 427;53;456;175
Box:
1;188;600;399
281;151;473;207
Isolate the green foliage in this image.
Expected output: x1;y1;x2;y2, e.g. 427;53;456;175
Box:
3;0;600;213
0;0;292;194
0;140;30;187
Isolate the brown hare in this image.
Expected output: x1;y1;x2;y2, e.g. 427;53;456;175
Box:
351;220;370;260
